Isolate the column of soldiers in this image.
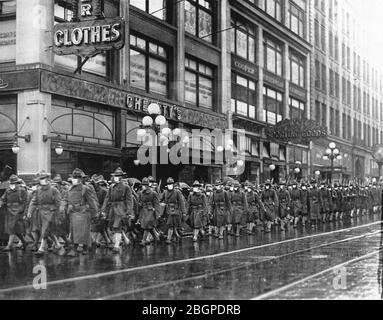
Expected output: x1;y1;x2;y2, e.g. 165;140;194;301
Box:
0;168;382;256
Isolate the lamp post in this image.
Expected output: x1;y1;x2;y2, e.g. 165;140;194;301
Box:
322;142;342;183
137;103;169;181
372;144;383;179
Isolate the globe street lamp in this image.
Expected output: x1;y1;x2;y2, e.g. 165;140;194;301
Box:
322;142;342;183
140;103;171;180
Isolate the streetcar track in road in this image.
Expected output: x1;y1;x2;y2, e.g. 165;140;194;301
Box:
0;219;381;295
89;231;382;299
252;248;383;300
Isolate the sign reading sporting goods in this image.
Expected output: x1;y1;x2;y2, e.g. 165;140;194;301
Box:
53;0;125;56
266;118;328;144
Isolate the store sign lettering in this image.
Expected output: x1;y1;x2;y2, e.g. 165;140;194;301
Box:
0;78;9;89
266;118;327;143
232;58;256;75
53;0;125;56
126;95;182;121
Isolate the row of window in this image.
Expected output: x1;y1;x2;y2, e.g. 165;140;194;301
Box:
231;72;306;124
318;101;382;147
245;0;306;39
230;20;306;87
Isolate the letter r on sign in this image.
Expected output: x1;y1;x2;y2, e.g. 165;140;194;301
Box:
81;4;92;16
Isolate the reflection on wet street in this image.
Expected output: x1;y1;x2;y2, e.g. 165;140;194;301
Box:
0;214;382;300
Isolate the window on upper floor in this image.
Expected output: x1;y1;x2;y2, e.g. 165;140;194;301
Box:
0;0;15;14
0;0;16;63
130;0;171;21
231;73;257;119
258;0;282;22
288;1;305;38
264;36;283;76
185;0;214;43
130;34;169;97
289;97;305;119
230;18;256;64
263;86;283;125
185;57;215;110
290;51;305;88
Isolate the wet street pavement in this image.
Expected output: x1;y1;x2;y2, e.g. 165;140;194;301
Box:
0;214;382;300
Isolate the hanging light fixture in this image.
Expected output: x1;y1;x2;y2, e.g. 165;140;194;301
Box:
11;141;20;155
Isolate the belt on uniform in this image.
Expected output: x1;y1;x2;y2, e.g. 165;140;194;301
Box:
70;204;86;210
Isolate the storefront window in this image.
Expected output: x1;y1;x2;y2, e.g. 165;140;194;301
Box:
0;96;16;140
231;73;257;119
264;37;283;76
263;86;283;125
51;99;116;146
185;0;213;43
289;97;305;119
130;34;168;96
230;18;256;63
185;57;214;109
130;0;168;21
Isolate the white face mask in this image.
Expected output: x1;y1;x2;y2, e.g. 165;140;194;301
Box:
9;184;16;190
31;185;38;191
216;186;222;191
114;177;120;183
168;184;174;190
72;179;79;186
193;187;199;193
293;185;297;189
40;179;48;186
265;186;270;190
206;191;211;196
230;187;234;191
302;186;307;190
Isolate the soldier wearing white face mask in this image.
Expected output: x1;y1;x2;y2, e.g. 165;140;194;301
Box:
101;168;133;254
160;178;186;244
27;171;64;256
60;168;99;256
25;177;41;251
0;175;28;251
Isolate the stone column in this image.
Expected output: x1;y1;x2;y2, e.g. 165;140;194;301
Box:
220;0;231;116
15;0;54;179
257;26;264;122
176;0;185;104
283;42;290;119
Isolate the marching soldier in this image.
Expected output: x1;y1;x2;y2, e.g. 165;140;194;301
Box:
137;177;160;246
160;178;186;244
52;174;71;250
277;180;290;231
261;180;278;233
204;184;214;236
229;181;248;237
61;168;99;256
25;177;40;251
27;172;64;256
244;181;265;234
300;182;309;226
290;180;303;228
319;183;332;223
186;181;209;242
0;175;28;251
92;175;111;247
331;184;341;221
308;179;321;228
101;168;133;253
210;179;232;240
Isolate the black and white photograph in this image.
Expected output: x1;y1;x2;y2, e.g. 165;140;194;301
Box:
1;0;383;305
